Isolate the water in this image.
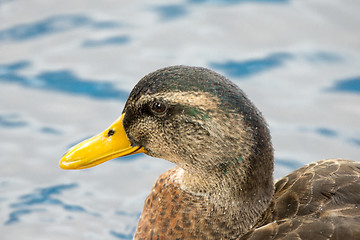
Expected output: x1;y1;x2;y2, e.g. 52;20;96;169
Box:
1;0;359;239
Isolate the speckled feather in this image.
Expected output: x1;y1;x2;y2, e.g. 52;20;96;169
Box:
135;167;217;240
241;159;360;240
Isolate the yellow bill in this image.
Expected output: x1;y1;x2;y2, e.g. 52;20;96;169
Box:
60;113;146;170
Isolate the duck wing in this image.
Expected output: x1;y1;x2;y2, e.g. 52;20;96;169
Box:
241;159;360;240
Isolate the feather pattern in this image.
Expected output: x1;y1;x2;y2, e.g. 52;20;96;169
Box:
242;159;360;240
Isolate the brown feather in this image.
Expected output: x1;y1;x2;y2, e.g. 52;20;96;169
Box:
242;159;360;240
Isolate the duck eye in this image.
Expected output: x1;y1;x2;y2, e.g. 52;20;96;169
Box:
151;102;167;114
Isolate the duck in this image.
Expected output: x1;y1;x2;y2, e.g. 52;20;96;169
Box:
60;66;360;240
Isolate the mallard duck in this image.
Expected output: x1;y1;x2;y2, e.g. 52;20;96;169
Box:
60;66;360;240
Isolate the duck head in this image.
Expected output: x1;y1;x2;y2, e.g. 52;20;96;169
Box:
64;66;269;174
60;66;273;191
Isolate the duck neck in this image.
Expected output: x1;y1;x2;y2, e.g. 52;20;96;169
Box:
134;152;274;240
180;154;274;237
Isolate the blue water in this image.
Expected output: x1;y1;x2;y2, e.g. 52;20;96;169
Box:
0;61;128;100
0;113;28;127
1;0;359;239
154;4;188;20
82;35;130;48
330;76;360;94
0;15;120;42
211;53;292;78
6;184;86;225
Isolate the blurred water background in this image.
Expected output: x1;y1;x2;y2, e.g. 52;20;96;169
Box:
1;0;359;239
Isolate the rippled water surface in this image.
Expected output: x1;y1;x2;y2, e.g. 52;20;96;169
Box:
1;0;360;239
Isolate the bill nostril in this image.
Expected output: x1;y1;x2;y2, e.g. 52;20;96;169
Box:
107;129;115;137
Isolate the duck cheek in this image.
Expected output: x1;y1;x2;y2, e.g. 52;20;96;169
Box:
142;137;177;162
125;121;151;147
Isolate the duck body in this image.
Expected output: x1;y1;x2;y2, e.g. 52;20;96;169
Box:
60;66;360;240
135;159;360;240
242;159;360;240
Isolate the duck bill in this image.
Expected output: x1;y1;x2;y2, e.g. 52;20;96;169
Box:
60;113;146;170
